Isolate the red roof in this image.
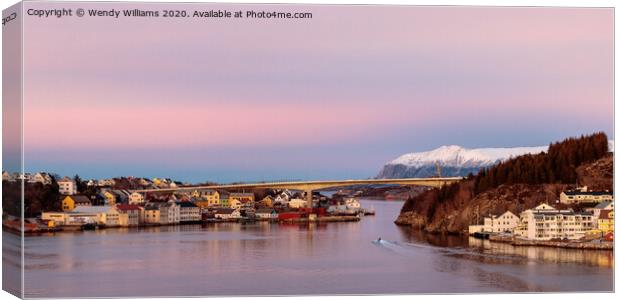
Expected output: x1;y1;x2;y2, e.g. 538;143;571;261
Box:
599;210;612;220
116;204;142;211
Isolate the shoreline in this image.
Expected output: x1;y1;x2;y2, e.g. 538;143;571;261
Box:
392;222;614;251
488;234;614;250
3;215;362;236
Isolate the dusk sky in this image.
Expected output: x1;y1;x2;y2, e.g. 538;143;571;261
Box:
17;3;613;182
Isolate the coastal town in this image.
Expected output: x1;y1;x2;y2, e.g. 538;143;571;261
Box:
2;171;372;232
468;186;614;248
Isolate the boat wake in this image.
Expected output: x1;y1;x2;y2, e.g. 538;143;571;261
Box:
374;240;525;263
372;239;427;257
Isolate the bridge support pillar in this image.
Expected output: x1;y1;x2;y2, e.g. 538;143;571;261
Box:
305;189;313;209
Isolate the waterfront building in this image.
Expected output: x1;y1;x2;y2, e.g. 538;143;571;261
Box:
514;203;595;240
58;176;77;195
212;208;240;220
176;201;201;223
345;198;361;211
161;201;180;224
61;195;92;212
105;206;123;227
256;208;278;220
41;211;69;225
289;198;308;209
116;204;143;226
144;202;180;224
598;210;614;233
129;192;145;205
587;201;614;220
483;211;519;233
144;203;162;224
66;206;114;225
559;186;613;204
72;206;114;225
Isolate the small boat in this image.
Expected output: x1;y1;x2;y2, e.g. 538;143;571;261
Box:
363;208;376;216
81;223;97;231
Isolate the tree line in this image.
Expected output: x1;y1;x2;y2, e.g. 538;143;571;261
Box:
473;132;609;194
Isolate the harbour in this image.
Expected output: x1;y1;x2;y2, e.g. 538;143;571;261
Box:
7;199;613;298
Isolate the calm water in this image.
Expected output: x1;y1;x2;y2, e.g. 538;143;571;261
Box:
9;199;614;297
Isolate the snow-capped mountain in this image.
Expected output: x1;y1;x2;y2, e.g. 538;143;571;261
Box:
377;140;614;179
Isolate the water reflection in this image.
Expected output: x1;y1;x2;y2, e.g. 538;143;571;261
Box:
397;226;614;268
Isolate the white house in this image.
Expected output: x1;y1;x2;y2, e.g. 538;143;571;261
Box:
48;206;116;226
144;202;180;225
97;179;116;187
255;208;278;220
288;198;308;209
560;186;613;204
29;172;52;185
161;202;180;224
514;203;595;240
483;211;519;233
213;208;241;220
2;171;15;182
58;177;77;195
176;201;201;223
129;192;145;205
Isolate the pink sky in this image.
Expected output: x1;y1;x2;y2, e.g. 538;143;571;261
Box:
14;3;613;182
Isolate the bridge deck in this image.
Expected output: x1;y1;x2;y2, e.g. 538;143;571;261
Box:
131;177;464;193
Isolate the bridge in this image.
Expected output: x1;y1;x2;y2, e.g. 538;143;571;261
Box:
132;177;463;208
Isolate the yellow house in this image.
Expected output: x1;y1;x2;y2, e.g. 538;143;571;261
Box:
102;191;117;206
229;199;242;209
201;190;220;206
259;196;274;208
194;200;210;209
61;195;92;212
152;178;162;187
230;192;254;203
598;210;614;233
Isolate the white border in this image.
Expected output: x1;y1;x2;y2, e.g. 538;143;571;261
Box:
0;1;617;300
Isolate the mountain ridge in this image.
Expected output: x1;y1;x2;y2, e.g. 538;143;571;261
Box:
377;141;614;179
